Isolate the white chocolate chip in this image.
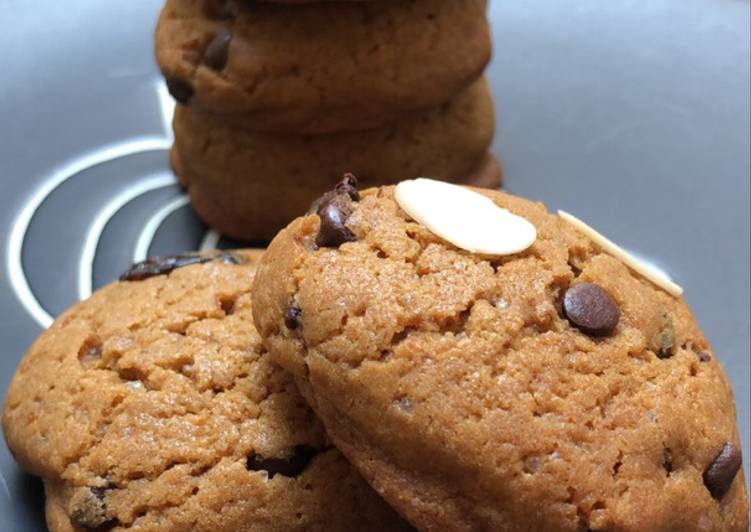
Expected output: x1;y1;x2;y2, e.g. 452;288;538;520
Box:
394;179;537;255
558;210;684;297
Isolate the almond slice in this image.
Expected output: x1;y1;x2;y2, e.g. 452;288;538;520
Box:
394;178;536;255
558;210;683;297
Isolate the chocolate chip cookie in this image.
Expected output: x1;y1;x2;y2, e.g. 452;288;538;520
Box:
155;0;491;133
173;79;498;241
252;184;749;531
2;250;411;532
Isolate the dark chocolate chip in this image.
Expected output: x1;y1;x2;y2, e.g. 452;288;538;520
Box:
697;351;712;362
655;313;676;359
563;283;620;336
307;175;360;247
246;445;320;479
120;251;243;281
334;173;360;202
70;487;109;529
308;174;361;214
315;197;356;248
284;305;302;330
204;30;232;70
703;442;742;499
308;190;338;215
166;77;194;105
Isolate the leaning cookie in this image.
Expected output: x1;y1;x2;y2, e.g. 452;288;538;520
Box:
252;180;749;531
155;0;490;133
2;250;412;532
173;79;497;241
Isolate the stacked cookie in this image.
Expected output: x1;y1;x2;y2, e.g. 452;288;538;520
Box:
155;0;498;241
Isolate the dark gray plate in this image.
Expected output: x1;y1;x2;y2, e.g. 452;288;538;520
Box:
1;1;748;529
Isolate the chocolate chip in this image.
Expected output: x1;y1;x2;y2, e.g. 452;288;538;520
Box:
307;175;361;247
308;191;337;215
655;313;676;359
703;442;742;499
204;30;232;70
563;283;620;336
315;197;356;248
308;174;361;214
697;351;712;362
69;487;109;529
166;77;194;104
246;446;320;478
284;305;302;330
334;173;360;202
120;251;243;281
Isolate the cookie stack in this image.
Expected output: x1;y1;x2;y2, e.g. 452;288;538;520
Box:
155;0;497;241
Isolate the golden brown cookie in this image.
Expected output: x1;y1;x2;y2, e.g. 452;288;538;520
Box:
2;250;412;532
173;78;496;241
155;0;491;133
252;184;749;531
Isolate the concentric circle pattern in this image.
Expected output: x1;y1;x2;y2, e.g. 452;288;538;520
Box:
5;83;241;329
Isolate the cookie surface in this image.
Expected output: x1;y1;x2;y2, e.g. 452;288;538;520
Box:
155;0;490;133
173;79;497;241
2;250;411;532
252;186;749;531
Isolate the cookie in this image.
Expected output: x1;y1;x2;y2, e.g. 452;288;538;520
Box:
173;78;497;241
2;250;412;532
155;0;491;133
251;183;749;531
